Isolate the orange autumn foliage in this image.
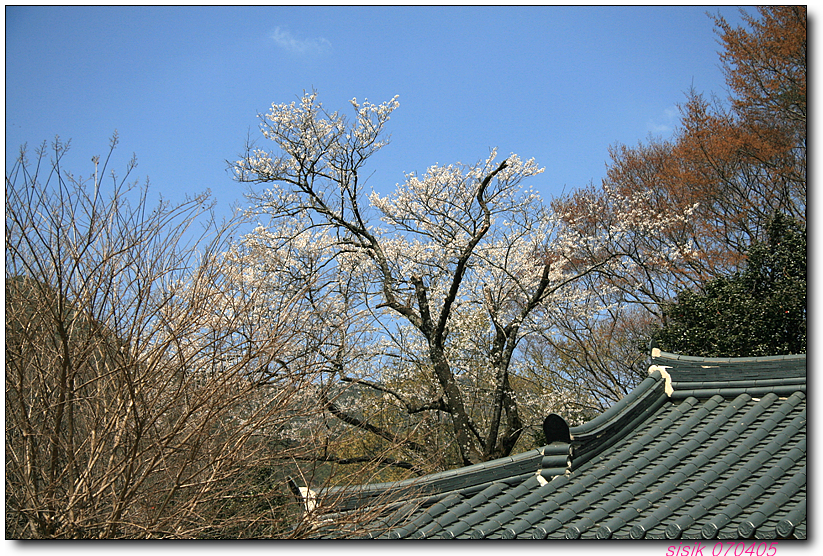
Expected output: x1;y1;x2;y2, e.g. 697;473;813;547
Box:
555;6;806;301
534;7;806;405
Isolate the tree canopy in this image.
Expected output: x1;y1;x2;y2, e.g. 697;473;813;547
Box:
543;6;805;378
225;7;806;473
229;90;693;469
654;213;806;357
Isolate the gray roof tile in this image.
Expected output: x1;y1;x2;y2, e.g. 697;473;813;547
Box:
307;350;806;539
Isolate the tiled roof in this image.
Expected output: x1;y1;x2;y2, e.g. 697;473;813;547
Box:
304;350;806;540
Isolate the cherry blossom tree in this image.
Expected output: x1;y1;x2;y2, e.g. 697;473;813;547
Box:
230;92;695;469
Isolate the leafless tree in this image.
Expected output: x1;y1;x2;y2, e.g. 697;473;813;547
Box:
5;136;395;538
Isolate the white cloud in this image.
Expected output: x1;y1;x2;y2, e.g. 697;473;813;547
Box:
271;27;331;55
646;106;679;136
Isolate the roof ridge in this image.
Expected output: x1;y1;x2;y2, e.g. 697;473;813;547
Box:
568;370;670;468
651;348;806;399
315;443;545;514
652;349;807;364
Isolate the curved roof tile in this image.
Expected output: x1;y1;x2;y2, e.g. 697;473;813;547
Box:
307;350;806;540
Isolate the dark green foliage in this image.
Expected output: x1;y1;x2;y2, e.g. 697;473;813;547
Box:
654;213;806;357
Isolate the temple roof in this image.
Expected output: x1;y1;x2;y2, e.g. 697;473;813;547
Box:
302;350;806;540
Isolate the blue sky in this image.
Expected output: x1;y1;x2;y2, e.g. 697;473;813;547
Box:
6;5;750;225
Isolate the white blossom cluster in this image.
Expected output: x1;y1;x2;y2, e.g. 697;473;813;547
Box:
221;90;704;462
235;91;399;191
365;149;567;325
